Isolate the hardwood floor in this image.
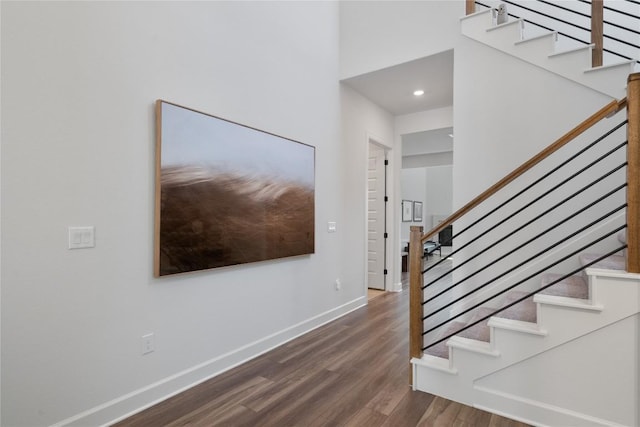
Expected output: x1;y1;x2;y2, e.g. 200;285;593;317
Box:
114;278;530;427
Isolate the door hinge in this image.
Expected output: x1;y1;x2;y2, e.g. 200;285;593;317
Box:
384;196;388;202
384;232;388;239
384;159;389;165
384;269;388;275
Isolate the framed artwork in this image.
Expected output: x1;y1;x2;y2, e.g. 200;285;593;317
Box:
154;100;315;276
402;200;413;222
413;201;423;222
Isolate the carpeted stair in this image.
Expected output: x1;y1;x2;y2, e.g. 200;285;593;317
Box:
425;242;624;359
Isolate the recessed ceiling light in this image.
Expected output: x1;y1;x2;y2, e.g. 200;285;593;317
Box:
413;90;425;96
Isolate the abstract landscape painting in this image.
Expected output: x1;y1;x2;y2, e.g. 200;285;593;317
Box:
155;101;315;276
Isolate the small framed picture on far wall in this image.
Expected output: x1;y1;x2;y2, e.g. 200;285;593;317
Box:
413;201;423;222
402;200;413;222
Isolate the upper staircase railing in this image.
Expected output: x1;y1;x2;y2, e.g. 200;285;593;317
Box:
409;73;640;379
466;0;640;67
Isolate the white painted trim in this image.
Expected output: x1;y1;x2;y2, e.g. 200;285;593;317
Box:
548;43;594;58
447;336;500;357
586;268;640;280
459;8;492;23
412;355;457;375
0;3;3;422
485;18;523;33
389;281;403;292
365;133;391;292
52;296;367;427
584;60;635;74
533;294;604;311
474;385;629;427
488;317;547;336
473;403;547;427
515;31;557;46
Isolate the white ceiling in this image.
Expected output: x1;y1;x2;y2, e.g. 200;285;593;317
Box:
341;49;454;116
342;50;455;167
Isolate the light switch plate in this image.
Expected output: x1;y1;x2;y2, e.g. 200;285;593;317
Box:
68;226;95;249
141;333;155;355
328;222;337;233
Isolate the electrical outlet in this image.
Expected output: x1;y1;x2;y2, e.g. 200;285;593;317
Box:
141;333;155;355
335;279;341;290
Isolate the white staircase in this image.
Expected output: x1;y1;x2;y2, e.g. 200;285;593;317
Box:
460;8;637;99
412;9;640;426
412;232;640;426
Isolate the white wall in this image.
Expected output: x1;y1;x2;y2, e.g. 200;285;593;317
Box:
476;313;640;426
451;30;627;312
426;165;453;228
340;85;395;291
339;0;464;79
400;165;453;242
400;168;427;241
0;2;364;426
339;1;461;292
453;35;613;209
0;2;3;423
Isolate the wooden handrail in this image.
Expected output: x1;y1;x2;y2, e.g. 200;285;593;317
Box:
627;73;640;273
421;97;626;244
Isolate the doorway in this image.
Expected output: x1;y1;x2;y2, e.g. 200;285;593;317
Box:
367;141;388;290
400;128;454;261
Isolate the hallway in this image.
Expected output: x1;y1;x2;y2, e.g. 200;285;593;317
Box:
114;282;530;426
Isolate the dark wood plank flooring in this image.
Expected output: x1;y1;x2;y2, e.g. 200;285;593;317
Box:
114;282;530;427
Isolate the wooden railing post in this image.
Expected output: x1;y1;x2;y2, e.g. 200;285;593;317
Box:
409;226;424;385
591;0;603;67
465;0;475;15
627;73;640;273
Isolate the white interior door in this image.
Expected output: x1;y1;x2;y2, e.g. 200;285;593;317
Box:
367;143;386;290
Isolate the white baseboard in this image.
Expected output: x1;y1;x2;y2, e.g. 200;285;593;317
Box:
389;281;403;292
474;385;629;427
52;296;367;427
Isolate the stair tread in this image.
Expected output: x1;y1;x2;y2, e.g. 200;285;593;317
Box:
580;253;625;270
539;274;588;299
584;60;635;74
549;43;594;58
515;31;556;45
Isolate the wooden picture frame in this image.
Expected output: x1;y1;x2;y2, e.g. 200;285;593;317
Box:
154;100;315;276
